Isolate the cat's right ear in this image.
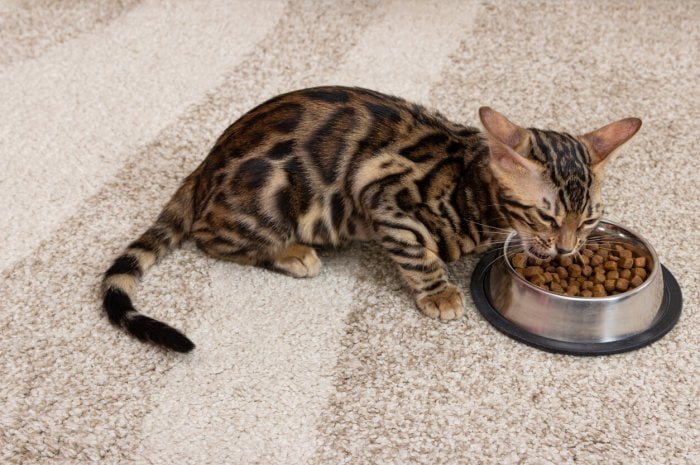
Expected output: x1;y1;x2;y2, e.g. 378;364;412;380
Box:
479;107;540;178
479;107;530;155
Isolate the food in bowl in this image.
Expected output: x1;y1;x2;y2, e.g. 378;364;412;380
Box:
510;242;652;297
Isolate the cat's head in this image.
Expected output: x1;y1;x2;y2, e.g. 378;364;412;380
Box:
479;107;641;259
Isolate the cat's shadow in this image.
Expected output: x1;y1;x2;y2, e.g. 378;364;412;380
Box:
316;241;481;308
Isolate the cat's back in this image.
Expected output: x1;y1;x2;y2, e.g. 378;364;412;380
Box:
211;86;416;155
204;86;476;180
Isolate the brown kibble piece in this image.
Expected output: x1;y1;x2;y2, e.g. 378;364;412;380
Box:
559;256;573;267
620;257;634;269
556;266;568;279
515;267;525;277
634;267;647;279
543;272;553;283
615;244;625;252
531;274;547;287
619;249;633;259
620;269;632;280
630;275;643;287
569;264;582;278
604;260;617;271
550;282;564;294
582;280;594;290
588;244;599;251
592;284;606;297
597;249;609;258
582;248;594;257
581;290;593;298
551;273;560;283
594;272;606;284
524;266;543;278
634;256;646;268
512;252;528;269
606;270;619;280
582;265;593;277
616;278;629;292
567;285;580;296
604;279;616;292
590;255;604;266
527;256;543;266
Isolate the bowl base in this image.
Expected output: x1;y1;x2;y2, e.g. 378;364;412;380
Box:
470;248;683;356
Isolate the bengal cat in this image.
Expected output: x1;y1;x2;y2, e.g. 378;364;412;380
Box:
101;86;641;352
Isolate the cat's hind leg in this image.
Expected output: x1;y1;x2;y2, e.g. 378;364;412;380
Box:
267;243;322;278
193;225;321;279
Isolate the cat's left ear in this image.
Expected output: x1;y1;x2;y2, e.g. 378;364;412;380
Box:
580;118;642;167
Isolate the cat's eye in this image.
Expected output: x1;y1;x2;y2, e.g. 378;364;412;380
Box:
580;218;599;228
536;210;559;229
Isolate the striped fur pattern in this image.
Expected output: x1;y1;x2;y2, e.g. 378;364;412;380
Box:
102;86;641;351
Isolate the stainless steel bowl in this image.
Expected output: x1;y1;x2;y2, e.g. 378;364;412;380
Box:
486;220;664;344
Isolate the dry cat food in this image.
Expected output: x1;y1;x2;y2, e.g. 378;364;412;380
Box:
510;242;652;297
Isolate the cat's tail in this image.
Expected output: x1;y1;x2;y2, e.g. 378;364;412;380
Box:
101;170;201;352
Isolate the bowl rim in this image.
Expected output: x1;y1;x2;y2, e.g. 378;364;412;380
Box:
502;219;660;301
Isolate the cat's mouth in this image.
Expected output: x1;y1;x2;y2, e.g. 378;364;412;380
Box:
526;245;552;260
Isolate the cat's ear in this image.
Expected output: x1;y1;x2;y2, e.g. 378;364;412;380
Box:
479;107;540;178
580;118;642;166
479;107;530;155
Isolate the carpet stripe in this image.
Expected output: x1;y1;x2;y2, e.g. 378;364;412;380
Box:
0;0;141;66
0;0;285;270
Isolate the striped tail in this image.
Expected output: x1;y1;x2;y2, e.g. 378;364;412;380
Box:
101;172;200;352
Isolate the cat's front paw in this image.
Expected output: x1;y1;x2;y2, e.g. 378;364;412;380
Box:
417;285;464;321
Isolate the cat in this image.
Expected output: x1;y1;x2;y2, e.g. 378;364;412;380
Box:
101;86;641;352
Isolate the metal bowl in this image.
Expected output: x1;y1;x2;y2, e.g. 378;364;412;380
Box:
485;220;665;344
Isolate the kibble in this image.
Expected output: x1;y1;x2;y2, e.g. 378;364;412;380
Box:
592;284;606;297
510;240;651;297
556;266;568;279
615;278;630;292
523;265;542;278
569;264;582;278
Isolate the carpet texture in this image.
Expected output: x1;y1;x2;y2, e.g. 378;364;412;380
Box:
1;1;698;464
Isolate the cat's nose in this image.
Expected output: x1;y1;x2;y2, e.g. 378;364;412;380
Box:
556;246;574;255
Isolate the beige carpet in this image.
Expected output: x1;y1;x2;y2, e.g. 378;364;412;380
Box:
1;1;698;463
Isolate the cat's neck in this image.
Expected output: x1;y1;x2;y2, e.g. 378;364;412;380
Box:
451;134;511;240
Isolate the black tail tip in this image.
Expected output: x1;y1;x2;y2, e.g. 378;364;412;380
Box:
125;315;195;353
160;330;196;353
